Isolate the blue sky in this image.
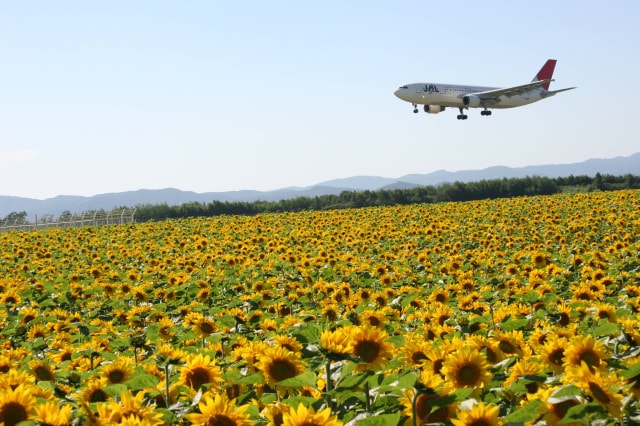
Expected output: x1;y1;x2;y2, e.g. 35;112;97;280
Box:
1;1;638;199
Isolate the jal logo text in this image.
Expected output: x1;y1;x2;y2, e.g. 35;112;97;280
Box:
424;84;439;93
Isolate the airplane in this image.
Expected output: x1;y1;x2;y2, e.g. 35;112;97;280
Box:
394;59;575;120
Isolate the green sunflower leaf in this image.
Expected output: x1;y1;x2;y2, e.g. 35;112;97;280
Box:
499;318;529;331
619;361;640;379
276;370;317;387
505;399;544;422
355;411;401;426
126;373;160;390
593;322;619;336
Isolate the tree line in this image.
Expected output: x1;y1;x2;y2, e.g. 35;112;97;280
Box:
3;174;638;226
133;173;640;222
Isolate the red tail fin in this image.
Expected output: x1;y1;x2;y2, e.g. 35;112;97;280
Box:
533;59;557;90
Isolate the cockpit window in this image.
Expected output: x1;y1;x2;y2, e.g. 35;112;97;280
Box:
399;85;409;89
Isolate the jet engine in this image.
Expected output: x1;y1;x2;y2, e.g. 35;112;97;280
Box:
424;105;445;114
462;95;482;108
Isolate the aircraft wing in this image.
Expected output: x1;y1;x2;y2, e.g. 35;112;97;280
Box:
465;79;552;105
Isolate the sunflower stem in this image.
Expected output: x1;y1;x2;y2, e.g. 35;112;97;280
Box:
325;358;332;393
364;380;371;413
164;363;171;407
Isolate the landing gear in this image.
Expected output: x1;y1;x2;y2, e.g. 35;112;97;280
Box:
481;109;492;116
457;107;468;120
412;103;419;113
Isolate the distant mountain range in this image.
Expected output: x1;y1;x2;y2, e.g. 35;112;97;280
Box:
2;152;639;219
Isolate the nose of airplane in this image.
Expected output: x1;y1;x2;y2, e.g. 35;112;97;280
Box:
394;89;403;99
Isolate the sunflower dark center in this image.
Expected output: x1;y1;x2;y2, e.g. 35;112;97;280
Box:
355;341;380;363
499;340;516;354
552;399;580;419
206;414;237;426
457;364;481;386
579;349;600;368
411;351;427;364
268;359;297;382
187;366;213;389
433;359;444;374
34;365;53;381
199;322;215;334
469;421;493;426
549;348;565;366
108;369;126;384
0;401;29;426
588;381;611;404
89;388;109;403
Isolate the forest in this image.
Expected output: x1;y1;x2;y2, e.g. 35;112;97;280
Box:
133;173;640;222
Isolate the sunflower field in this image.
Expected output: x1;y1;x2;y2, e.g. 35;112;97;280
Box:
0;190;639;426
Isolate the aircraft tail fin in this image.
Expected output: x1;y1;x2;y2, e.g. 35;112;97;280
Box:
532;59;557;90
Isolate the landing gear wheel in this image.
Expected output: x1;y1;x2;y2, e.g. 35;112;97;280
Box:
413;108;419;114
481;110;492;116
457;114;468;120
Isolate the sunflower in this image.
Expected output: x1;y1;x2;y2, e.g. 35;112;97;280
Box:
360;310;386;328
467;335;504;365
503;358;543;394
531;252;547;268
0;291;21;305
282;403;342;426
27;324;48;340
272;334;303;353
0;355;14;373
423;345;452;376
0;369;35;390
397;335;431;368
262;402;289;426
28;359;55;382
95;389;164;426
320;328;351;359
564;362;623;418
0;384;36;426
157;317;176;341
536;386;583;426
157;343;187;365
538;334;568;375
47;343;75;365
100;357;134;385
594;302;617;322
491;330;526;358
32;401;72;426
441;347;491;392
193;316;217;338
179;353;223;391
19;306;38;324
185;392;252;426
451;401;504;426
255;346;306;387
400;371;454;425
347;326;393;372
79;378;111;403
429;287;450;304
563;335;608;372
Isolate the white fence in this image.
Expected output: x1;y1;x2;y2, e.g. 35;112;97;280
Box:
0;208;136;233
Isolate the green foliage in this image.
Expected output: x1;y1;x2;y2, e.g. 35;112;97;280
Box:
133;174;640;221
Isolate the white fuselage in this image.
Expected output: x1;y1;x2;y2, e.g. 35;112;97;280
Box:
394;83;544;109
